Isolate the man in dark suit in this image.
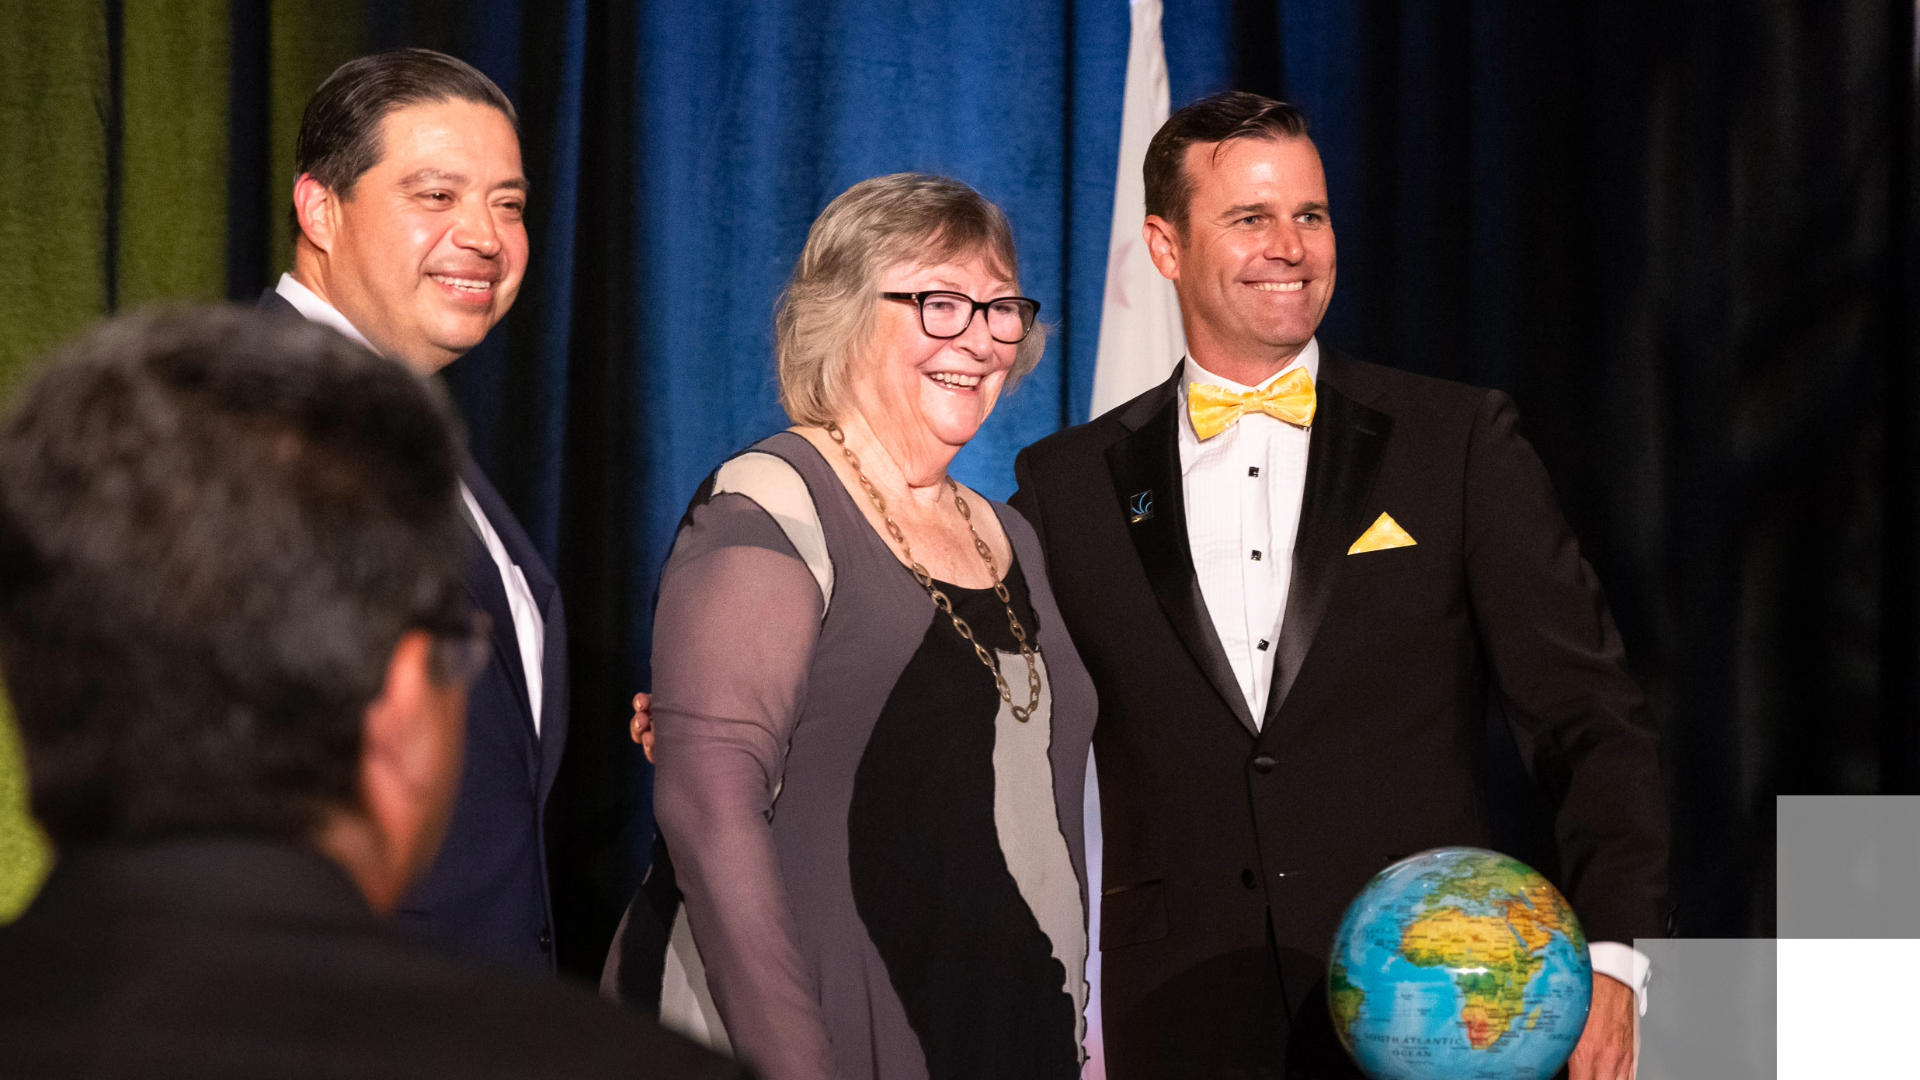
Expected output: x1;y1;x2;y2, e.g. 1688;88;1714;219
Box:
1011;92;1668;1080
0;307;742;1079
259;49;565;969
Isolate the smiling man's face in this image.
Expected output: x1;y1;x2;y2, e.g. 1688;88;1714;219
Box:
1147;135;1335;373
309;98;528;374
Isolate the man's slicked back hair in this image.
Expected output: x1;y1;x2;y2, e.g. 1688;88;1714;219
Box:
1144;91;1310;233
0;306;467;846
290;47;518;242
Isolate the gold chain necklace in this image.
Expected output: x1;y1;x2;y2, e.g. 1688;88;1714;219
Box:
826;422;1042;722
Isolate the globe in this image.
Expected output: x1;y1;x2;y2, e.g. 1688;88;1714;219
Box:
1327;847;1591;1080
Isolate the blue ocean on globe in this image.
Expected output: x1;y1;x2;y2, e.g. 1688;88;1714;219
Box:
1327;847;1592;1080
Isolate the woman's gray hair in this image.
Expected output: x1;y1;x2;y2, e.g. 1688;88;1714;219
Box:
774;173;1047;427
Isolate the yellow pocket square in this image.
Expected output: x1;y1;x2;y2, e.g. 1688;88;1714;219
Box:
1348;512;1417;555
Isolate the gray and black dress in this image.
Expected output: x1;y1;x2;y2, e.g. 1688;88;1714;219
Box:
648;432;1097;1080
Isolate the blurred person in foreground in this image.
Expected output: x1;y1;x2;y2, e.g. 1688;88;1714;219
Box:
263;48;567;969
0;308;744;1080
1010;92;1667;1080
617;174;1097;1080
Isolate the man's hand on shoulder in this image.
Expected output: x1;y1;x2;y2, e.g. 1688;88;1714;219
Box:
1568;972;1636;1080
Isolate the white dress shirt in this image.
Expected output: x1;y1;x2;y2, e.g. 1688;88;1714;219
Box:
1178;335;1648;1013
1179;339;1318;728
274;274;546;735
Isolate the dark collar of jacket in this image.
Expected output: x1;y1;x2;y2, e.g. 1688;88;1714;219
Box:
23;836;376;929
257;285;302;320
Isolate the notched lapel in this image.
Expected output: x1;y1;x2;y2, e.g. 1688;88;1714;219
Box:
460;525;537;733
457;456;543;749
1263;378;1394;732
1106;394;1259;737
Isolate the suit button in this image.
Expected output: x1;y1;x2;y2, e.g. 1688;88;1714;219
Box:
1252;754;1276;774
539;927;553;953
1241;868;1256;889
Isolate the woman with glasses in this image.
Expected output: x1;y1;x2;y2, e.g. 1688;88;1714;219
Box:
641;174;1095;1080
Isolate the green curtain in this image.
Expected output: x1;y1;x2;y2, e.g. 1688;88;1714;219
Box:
0;0;368;921
0;3;109;399
0;0;109;925
0;692;42;923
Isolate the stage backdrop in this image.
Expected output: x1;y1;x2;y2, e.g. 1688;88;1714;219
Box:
0;0;1913;977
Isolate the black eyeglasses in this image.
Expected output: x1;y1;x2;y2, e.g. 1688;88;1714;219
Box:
881;291;1041;344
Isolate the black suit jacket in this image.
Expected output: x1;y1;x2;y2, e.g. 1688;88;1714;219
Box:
259;288;568;969
0;839;744;1080
1011;352;1669;1079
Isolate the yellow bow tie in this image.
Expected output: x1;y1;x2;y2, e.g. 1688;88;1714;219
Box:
1187;367;1317;440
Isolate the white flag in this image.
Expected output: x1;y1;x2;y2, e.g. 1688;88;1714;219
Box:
1089;0;1186;421
1085;10;1182;1076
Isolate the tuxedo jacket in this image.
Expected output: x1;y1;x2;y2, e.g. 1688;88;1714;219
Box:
259;288;569;968
1010;352;1669;1079
0;839;744;1080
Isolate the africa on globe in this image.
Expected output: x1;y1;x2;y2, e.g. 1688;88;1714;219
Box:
1327;847;1591;1080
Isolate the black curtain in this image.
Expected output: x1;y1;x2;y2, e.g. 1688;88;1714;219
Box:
1229;0;1916;938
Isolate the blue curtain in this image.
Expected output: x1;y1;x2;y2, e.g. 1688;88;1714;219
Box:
436;0;1344;974
435;0;1149;972
182;0;1913;971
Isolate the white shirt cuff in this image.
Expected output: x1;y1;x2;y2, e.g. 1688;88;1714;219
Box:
1588;941;1650;1016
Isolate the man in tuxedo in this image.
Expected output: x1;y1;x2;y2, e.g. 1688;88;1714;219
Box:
1010;92;1668;1080
0;307;742;1079
260;49;566;969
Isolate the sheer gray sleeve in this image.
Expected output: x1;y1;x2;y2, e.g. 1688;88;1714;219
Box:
651;493;834;1080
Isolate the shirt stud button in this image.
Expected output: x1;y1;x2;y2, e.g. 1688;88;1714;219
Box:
1249;466;1260;477
1251;550;1262;561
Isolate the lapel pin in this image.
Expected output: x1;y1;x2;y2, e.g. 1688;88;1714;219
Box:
1128;490;1154;524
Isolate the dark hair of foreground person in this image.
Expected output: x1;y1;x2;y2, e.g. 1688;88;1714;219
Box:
0;304;467;845
0;307;747;1080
